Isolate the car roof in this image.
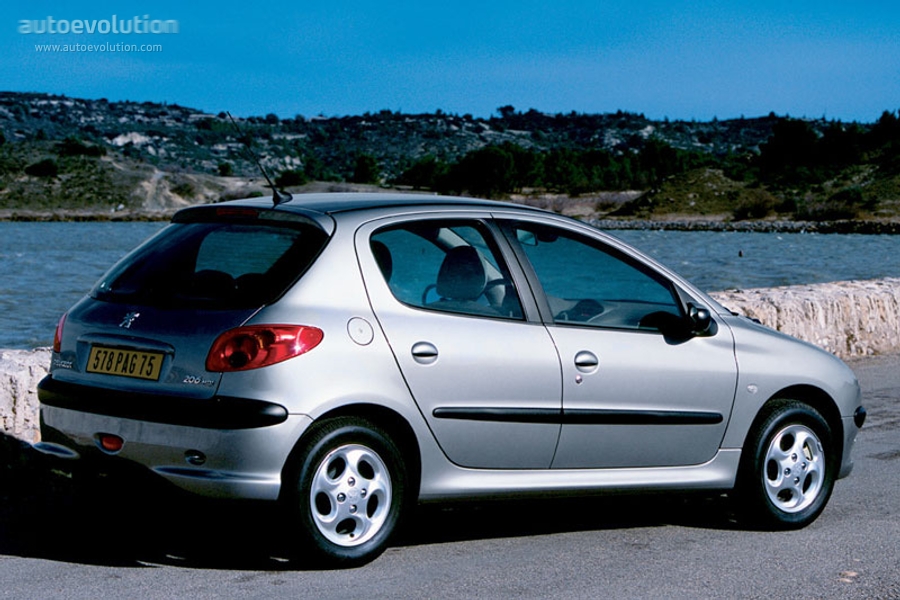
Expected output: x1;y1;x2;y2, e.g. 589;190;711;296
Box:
221;192;549;217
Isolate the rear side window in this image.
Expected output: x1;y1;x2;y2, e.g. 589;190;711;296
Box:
91;221;328;309
370;220;524;320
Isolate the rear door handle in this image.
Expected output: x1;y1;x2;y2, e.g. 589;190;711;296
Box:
411;341;439;365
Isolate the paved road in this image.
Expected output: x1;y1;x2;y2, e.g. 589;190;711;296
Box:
1;354;898;599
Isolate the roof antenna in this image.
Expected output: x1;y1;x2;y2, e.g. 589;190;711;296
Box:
226;112;292;207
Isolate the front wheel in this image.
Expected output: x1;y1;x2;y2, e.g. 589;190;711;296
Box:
737;400;836;529
282;417;409;567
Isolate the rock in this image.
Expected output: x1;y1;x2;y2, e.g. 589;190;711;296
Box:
0;348;50;443
710;278;900;358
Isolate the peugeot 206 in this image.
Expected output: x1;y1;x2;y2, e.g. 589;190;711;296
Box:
37;193;866;566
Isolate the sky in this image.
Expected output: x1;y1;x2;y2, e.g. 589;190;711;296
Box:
2;1;899;122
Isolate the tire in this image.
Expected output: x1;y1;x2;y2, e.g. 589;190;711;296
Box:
737;399;836;530
282;417;409;567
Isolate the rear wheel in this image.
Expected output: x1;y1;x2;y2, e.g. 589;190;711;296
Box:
283;417;408;566
738;400;836;529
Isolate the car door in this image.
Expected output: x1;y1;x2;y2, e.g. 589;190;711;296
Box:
357;216;562;469
502;219;738;469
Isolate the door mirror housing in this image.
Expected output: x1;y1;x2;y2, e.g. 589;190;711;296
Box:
687;303;716;336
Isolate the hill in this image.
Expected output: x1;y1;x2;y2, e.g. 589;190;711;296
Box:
1;91;899;222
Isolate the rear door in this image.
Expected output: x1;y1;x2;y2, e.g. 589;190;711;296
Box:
357;216;562;469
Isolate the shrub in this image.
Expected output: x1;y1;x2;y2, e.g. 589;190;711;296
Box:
732;189;777;220
55;137;106;157
275;169;307;188
25;158;58;177
169;178;196;198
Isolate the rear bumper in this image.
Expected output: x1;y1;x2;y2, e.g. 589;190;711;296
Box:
38;376;289;430
38;378;313;501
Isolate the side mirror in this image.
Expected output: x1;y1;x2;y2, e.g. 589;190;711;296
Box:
687;303;715;336
641;304;717;340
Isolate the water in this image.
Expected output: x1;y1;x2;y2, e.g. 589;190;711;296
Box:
611;229;900;291
1;222;166;349
1;222;899;349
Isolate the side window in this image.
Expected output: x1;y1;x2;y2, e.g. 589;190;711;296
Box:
509;222;682;330
370;221;523;320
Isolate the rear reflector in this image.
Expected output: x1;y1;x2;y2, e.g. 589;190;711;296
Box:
206;325;324;372
97;433;124;453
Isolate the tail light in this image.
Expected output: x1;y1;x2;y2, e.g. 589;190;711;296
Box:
53;312;67;353
206;325;324;372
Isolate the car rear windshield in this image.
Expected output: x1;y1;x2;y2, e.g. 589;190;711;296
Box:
91;217;329;309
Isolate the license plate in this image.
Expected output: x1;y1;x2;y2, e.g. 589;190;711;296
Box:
87;346;164;381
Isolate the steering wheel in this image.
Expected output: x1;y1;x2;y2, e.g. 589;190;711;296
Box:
556;298;604;322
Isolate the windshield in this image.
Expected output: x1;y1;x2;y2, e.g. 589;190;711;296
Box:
91;220;328;309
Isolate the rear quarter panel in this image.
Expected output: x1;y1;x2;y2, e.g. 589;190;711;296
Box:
213;223;441;464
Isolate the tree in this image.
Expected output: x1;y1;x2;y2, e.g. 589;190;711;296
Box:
756;119;819;185
351;154;380;184
636;138;681;185
867;110;900;148
450;145;516;198
303;155;336;182
497;105;516;119
543;149;589;194
818;122;863;169
396;155;448;190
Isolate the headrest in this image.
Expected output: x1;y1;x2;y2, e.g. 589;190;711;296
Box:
436;246;487;301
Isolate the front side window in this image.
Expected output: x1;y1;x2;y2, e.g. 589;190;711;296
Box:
507;222;682;330
370;220;523;320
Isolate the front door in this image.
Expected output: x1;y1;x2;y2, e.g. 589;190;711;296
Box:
504;219;738;468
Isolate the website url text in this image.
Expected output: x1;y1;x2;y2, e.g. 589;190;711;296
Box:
34;43;164;53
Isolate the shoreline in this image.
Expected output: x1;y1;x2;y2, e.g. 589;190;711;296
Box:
0;209;175;222
589;218;900;234
3;207;900;234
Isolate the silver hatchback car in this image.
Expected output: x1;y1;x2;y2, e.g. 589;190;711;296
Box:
38;193;865;566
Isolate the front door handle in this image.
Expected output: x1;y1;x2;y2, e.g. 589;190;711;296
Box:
411;341;439;365
574;350;599;373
